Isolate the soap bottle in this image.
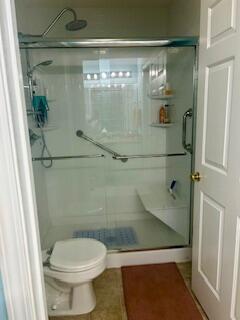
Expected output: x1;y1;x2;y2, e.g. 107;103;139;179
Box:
164;82;173;96
164;104;170;123
159;105;165;123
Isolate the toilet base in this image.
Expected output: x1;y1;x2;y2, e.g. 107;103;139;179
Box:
46;279;96;316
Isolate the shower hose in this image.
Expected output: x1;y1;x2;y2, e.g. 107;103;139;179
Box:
39;123;53;168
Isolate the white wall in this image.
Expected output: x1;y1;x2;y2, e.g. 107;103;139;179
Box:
167;0;200;36
15;4;168;38
15;0;200;38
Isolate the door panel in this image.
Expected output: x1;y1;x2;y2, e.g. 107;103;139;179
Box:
231;217;240;319
208;0;237;47
199;193;224;298
192;0;240;319
203;58;233;172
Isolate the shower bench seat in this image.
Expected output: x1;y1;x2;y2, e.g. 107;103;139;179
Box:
136;185;189;242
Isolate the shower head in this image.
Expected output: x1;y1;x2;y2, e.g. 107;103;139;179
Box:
28;60;53;76
38;60;53;66
65;19;87;31
34;60;53;69
40;7;87;37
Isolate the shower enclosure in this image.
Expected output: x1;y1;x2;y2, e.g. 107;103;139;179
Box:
20;38;197;252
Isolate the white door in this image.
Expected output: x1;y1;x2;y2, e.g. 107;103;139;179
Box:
192;0;240;319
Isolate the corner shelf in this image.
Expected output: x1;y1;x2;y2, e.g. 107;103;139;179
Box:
148;94;174;100
150;123;173;128
40;125;58;132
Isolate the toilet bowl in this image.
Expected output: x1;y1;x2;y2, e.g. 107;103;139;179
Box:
42;238;107;316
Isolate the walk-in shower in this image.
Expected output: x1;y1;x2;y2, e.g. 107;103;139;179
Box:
20;37;197;253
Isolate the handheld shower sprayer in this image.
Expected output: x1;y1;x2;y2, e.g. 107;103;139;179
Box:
27;60;53;77
27;60;54;168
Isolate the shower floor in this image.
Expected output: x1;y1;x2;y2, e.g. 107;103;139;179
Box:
73;227;138;249
42;215;187;251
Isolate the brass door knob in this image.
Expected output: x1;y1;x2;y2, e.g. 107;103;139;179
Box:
191;172;202;182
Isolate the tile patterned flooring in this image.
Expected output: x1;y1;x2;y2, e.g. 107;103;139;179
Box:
49;263;208;320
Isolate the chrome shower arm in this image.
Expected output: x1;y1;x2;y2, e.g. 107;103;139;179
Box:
41;7;77;37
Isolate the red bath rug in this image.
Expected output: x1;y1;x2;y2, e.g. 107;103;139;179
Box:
122;262;203;320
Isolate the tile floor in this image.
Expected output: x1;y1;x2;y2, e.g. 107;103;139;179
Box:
49;263;208;320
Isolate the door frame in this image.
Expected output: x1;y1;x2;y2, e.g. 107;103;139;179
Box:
0;0;48;319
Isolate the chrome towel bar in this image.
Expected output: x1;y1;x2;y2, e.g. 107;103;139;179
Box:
32;154;105;161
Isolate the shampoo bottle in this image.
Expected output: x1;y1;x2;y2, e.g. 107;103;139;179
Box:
164;82;173;96
164;104;170;123
159;105;165;123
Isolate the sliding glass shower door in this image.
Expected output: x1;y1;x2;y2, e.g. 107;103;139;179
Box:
21;45;196;251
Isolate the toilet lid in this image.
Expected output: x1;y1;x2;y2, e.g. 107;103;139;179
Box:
49;238;107;272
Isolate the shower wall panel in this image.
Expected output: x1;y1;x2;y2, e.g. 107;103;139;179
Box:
26;48;167;228
23;45;196;250
21;51;52;246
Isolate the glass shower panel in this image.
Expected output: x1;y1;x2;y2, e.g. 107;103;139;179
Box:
22;46;195;251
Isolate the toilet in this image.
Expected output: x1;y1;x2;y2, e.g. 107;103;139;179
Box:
42;238;107;316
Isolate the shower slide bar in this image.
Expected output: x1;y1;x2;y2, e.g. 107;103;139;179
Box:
32;154;105;161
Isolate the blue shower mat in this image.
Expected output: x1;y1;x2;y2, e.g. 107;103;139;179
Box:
73;227;138;248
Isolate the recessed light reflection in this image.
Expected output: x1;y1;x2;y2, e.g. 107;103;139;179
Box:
101;72;107;79
85;71;132;80
88;83;128;89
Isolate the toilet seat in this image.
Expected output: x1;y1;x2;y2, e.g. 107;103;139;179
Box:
49;238;107;273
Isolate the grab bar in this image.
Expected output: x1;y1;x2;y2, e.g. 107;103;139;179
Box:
182;108;193;153
75;130;187;163
32;154;105;161
76;130;127;161
113;152;186;161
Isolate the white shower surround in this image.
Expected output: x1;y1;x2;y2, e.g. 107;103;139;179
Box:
23;45;195;250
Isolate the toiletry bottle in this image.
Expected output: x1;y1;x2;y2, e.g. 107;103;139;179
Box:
164;104;170;123
159;105;165;124
164;82;173;96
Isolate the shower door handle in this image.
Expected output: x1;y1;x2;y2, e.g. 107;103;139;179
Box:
182;108;193;153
